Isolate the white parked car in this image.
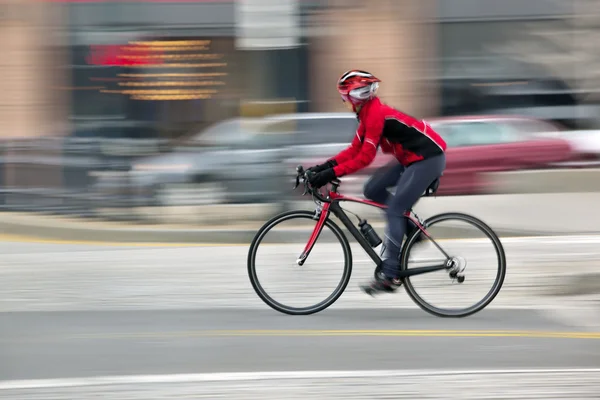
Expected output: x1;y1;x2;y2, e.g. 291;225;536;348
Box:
535;129;600;167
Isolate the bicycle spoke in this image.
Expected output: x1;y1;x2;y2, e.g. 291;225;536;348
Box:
248;210;352;315
401;212;506;318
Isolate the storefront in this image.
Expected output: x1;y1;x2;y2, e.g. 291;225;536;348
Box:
69;34;241;139
66;1;233;139
65;0;311;140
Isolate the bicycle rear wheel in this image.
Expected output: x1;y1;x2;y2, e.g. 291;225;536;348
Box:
247;210;353;315
400;212;506;318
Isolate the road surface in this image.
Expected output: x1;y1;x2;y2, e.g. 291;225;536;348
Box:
2;308;600;380
1;236;600;398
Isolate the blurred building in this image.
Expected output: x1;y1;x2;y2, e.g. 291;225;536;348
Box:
437;0;591;129
1;0;593;142
309;0;438;118
0;0;70;139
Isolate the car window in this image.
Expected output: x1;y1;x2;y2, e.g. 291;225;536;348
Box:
504;119;558;134
189;119;269;147
296;118;359;145
259;117;359;145
432;121;521;147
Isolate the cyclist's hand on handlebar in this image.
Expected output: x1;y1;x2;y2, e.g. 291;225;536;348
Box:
307;160;336;175
306;165;320;174
308;168;336;189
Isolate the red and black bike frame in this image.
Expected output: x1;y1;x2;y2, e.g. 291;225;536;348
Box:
296;176;452;279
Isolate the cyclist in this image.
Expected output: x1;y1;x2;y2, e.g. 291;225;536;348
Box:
306;69;447;296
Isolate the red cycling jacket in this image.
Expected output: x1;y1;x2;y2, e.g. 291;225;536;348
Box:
330;97;447;177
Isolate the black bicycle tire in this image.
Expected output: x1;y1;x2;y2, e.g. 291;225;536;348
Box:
247;210;353;315
400;212;507;318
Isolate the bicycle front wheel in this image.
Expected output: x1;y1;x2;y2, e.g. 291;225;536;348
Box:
247;210;353;315
400;212;506;318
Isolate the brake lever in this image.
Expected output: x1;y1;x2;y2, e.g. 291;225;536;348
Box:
302;171;312;196
294;165;304;190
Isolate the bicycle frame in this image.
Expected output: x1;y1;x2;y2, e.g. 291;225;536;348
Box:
297;180;452;280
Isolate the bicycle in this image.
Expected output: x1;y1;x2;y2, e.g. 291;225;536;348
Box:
247;165;506;317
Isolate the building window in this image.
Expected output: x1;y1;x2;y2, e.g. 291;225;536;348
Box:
437;19;581;125
68;35;238;140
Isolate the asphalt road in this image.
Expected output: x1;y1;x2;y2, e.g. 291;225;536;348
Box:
2;307;600;382
1;236;600;398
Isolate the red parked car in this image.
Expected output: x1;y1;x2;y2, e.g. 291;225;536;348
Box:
428;115;572;195
287;114;573;196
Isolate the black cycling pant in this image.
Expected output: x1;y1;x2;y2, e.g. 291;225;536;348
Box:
363;153;446;278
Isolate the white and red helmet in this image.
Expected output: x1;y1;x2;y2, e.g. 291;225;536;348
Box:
337;69;381;106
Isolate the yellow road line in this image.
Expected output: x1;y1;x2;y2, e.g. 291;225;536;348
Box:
71;329;600;340
0;232;583;247
0;234;245;247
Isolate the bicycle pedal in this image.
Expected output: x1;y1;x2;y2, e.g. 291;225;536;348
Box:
359;283;398;296
360;286;377;297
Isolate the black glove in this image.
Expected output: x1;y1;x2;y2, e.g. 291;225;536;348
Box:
307;160;337;174
308;168;336;189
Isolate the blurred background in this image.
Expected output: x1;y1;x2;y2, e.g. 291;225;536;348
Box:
4;0;600;224
2;1;600;399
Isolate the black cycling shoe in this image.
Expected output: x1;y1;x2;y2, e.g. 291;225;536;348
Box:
360;272;402;296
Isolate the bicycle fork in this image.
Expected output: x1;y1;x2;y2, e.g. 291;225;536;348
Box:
296;203;331;266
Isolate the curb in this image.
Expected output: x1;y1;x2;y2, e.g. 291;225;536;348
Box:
0;218;257;244
0;216;563;244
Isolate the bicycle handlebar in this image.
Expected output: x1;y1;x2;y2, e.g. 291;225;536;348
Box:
294;165;334;203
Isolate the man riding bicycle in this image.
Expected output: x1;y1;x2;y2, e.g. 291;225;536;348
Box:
306;69;447;296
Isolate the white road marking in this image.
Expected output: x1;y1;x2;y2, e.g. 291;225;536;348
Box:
2;368;600;390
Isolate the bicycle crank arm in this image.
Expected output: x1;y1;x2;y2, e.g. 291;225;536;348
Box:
397;263;448;279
